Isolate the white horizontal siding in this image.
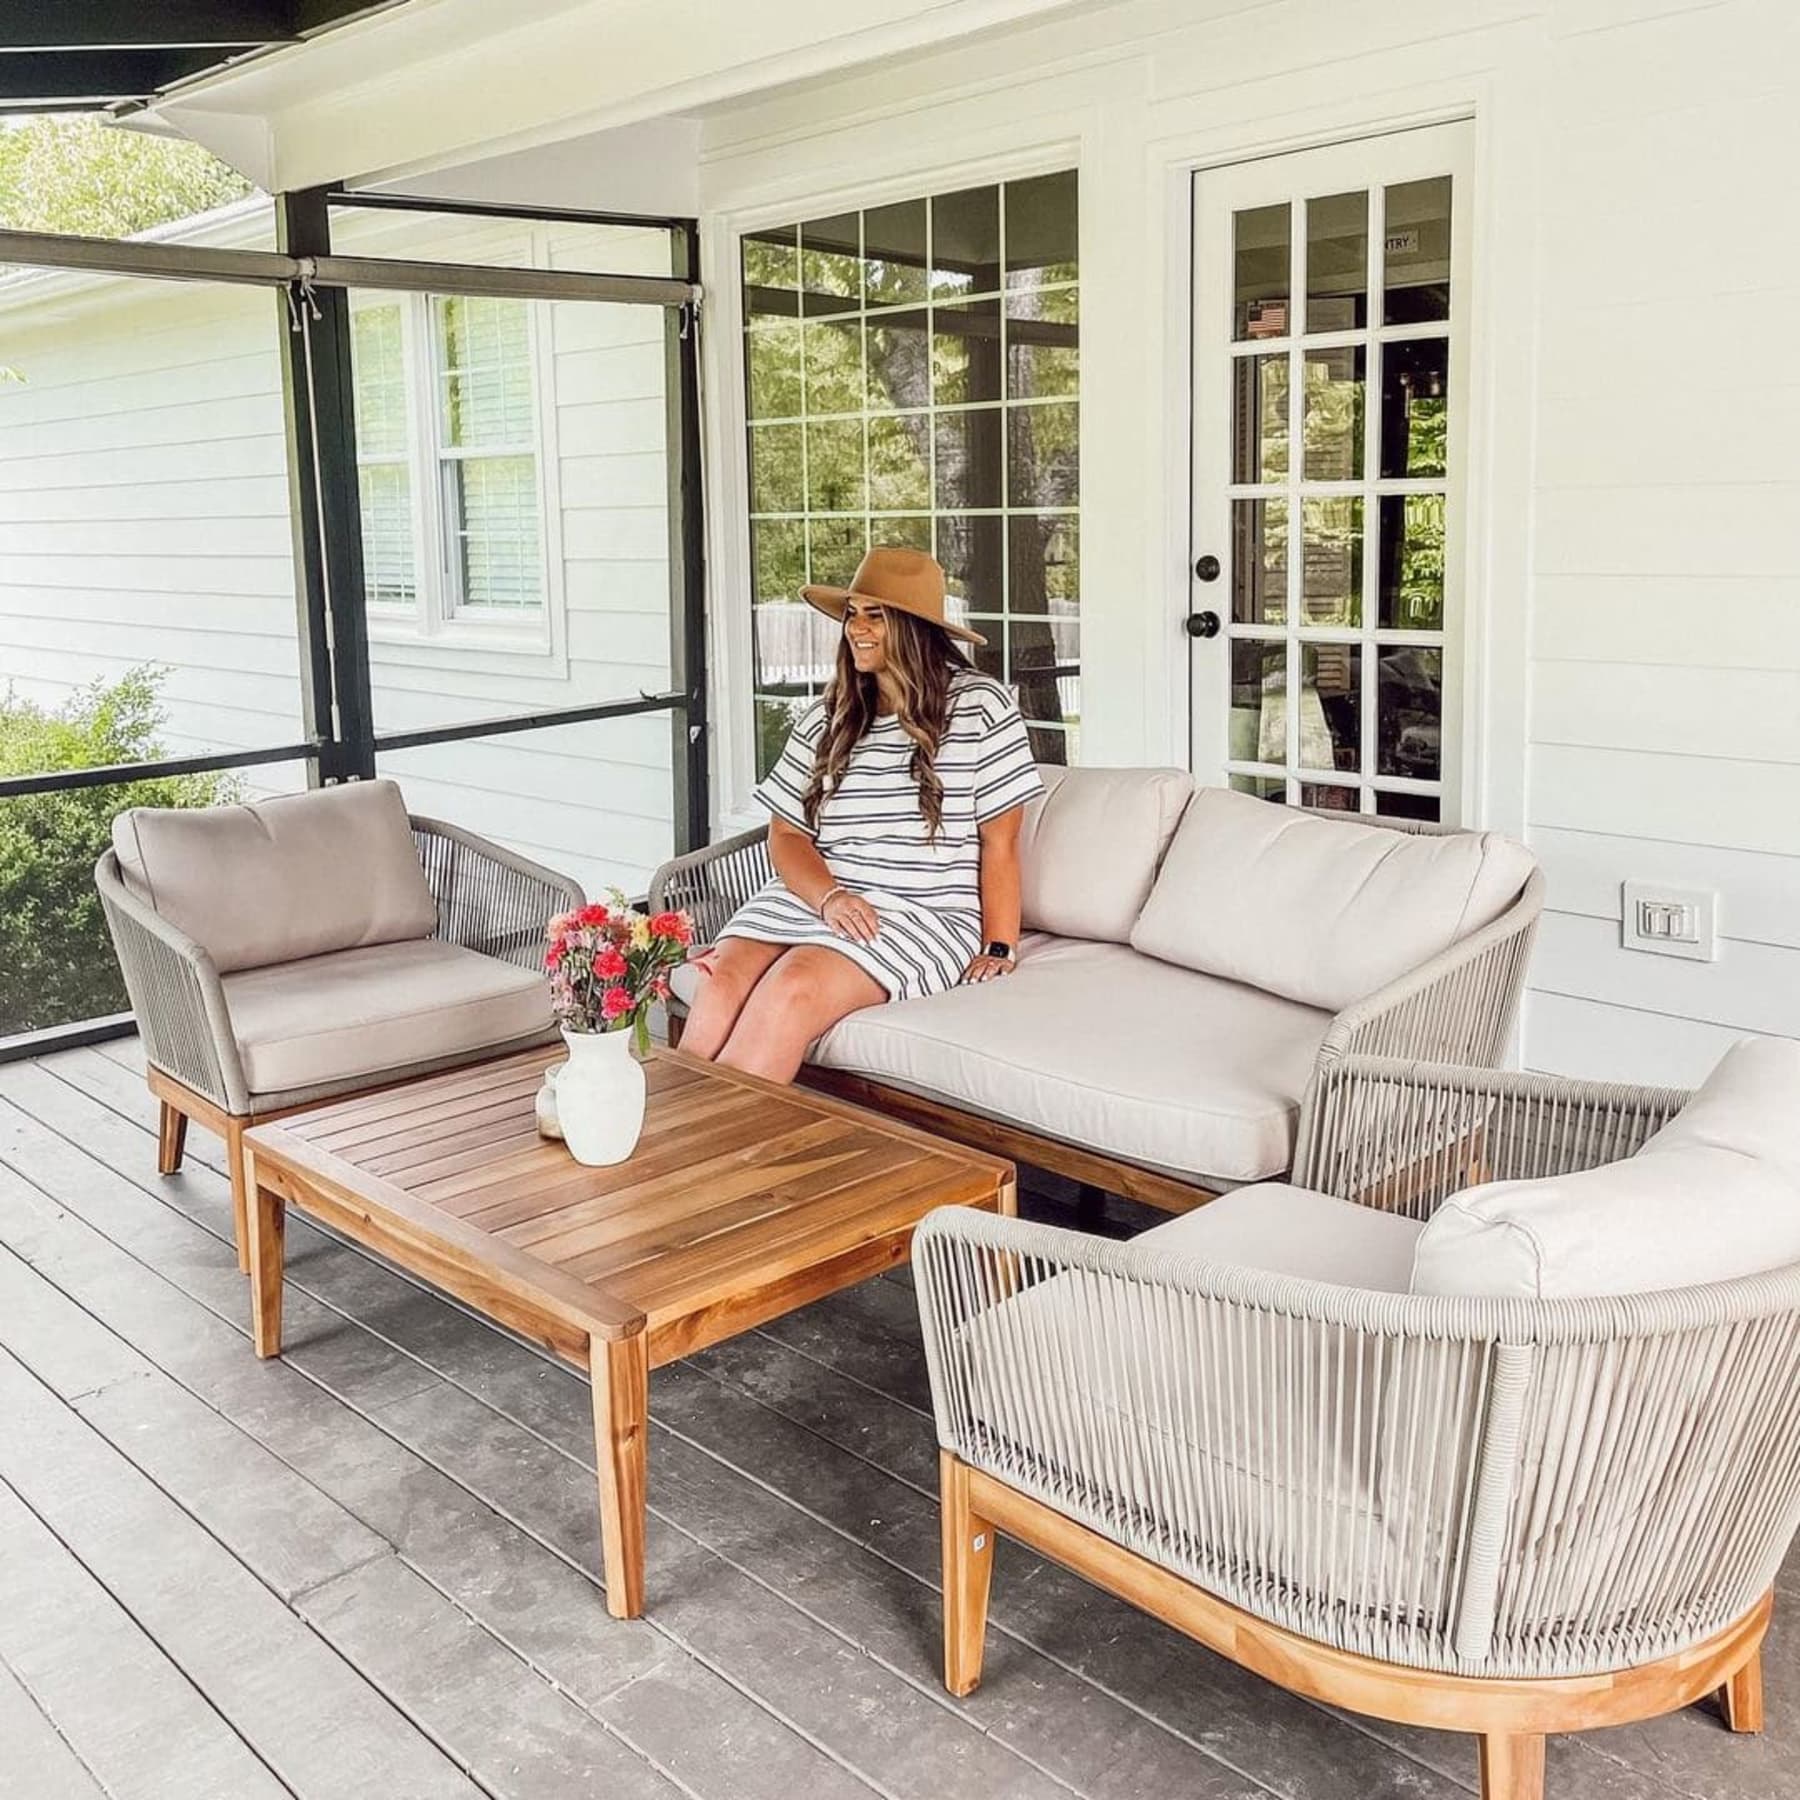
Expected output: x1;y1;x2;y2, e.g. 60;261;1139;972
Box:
0;214;679;906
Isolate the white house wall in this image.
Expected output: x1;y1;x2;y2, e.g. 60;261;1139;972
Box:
690;0;1800;1085
0;215;677;901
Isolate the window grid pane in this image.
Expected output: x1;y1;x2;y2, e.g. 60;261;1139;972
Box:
1222;177;1451;812
742;172;1079;759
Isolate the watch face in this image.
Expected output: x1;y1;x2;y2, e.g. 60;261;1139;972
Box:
985;941;1014;960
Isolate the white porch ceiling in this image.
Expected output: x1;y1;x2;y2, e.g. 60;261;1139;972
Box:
144;0;1094;196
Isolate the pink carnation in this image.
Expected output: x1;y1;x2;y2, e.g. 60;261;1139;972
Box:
601;984;635;1022
593;944;628;980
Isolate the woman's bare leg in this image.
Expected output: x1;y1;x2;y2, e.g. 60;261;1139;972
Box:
717;946;885;1084
680;937;788;1060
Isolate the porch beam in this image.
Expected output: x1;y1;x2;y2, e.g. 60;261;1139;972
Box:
0;48;238;104
0;5;290;50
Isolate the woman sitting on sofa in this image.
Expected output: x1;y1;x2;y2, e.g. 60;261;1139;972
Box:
682;546;1043;1084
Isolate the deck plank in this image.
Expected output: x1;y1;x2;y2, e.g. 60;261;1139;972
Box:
0;1658;110;1800
0;1348;484;1800
7;1043;1795;1800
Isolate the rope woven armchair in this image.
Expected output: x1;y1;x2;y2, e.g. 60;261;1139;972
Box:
649;792;1544;1209
913;1054;1800;1800
96;781;581;1270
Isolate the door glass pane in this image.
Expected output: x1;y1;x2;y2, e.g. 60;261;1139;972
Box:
1377;646;1442;780
1231;354;1289;482
1305;190;1367;332
1379;338;1449;478
937;514;1004;617
1376;789;1440;822
1300;498;1362;627
807;516;866;589
1378;494;1445;629
1233;203;1291;340
1300;782;1360;813
1230;773;1285;802
1230;639;1288;764
1384;177;1452;325
1303;346;1364;479
1299;643;1361;772
751;519;806;605
749;422;803;513
864;199;928;306
1231;497;1288;624
742;227;800;308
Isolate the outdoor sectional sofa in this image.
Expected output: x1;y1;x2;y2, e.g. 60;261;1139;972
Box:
913;1040;1800;1799
653;768;1545;1208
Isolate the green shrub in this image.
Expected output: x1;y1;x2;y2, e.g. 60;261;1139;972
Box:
0;669;240;1037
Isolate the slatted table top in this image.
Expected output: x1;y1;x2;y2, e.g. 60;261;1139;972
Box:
244;1045;1014;1366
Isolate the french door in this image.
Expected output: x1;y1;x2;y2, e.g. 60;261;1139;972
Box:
1188;123;1472;820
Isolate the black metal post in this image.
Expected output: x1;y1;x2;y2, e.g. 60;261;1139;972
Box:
666;221;710;853
275;187;376;781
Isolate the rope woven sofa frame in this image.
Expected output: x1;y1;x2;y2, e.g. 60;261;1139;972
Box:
95;813;581;1272
646;808;1546;1212
911;1058;1800;1800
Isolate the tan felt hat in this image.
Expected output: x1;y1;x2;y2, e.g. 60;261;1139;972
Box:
800;545;986;647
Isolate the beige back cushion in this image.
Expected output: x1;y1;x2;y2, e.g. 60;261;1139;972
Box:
1019;764;1194;943
112;779;437;973
1129;786;1536;1010
1411;1037;1800;1300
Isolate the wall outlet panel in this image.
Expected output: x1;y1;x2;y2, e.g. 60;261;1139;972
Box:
1621;881;1718;962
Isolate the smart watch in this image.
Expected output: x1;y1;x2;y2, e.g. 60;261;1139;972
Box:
984;940;1015;961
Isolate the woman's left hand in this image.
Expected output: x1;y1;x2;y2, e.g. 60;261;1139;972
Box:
961;952;1016;985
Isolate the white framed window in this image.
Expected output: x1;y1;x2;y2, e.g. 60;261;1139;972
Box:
349;289;555;650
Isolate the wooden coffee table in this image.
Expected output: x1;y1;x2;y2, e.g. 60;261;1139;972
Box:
241;1045;1014;1618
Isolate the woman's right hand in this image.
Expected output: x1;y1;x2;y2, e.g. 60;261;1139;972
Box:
821;888;880;944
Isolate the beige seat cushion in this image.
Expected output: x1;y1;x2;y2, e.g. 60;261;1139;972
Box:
1130;787;1536;1012
812;936;1331;1184
1019;764;1194;943
1412;1036;1800;1300
1140;1182;1423;1292
113;779;437;974
223;938;551;1096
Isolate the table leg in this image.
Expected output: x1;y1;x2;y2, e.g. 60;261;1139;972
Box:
591;1331;649;1619
245;1154;285;1359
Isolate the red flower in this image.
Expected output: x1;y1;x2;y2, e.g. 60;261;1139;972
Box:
594;944;627;980
601;984;635;1022
650;910;694;945
575;901;612;928
544;942;566;971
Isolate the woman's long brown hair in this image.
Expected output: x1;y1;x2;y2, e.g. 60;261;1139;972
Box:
803;608;968;841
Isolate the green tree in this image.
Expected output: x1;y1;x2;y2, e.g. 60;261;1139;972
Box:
0;669;239;1036
0;115;251;238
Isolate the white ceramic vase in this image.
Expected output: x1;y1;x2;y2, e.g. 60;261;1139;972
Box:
556;1025;646;1167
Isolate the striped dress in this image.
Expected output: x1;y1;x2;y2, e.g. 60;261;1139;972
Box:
721;670;1044;1001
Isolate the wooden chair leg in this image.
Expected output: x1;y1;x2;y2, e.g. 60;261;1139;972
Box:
941;1451;995;1697
156;1099;188;1175
226;1118;251;1274
1722;1648;1764;1733
1478;1733;1545;1800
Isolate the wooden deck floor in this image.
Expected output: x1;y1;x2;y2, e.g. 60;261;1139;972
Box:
1;1039;1795;1800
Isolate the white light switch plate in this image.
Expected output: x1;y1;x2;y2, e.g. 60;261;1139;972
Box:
1621;881;1718;961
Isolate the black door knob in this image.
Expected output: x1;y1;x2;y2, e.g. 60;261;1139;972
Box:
1184;610;1221;639
1194;553;1221;581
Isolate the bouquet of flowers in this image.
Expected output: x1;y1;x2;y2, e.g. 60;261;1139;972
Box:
544;891;696;1056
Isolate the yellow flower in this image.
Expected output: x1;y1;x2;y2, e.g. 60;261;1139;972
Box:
630;917;652;950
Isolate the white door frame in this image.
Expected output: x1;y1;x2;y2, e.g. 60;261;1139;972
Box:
1187;120;1475;820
